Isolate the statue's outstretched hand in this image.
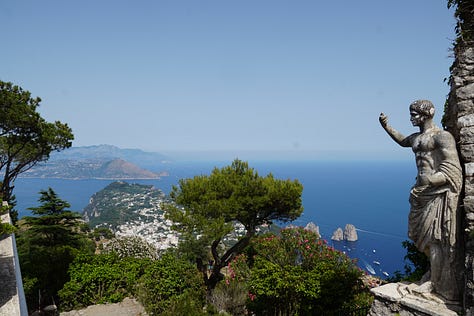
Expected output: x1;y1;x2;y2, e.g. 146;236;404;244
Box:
379;113;388;128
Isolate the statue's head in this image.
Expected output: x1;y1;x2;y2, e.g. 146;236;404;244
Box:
410;100;434;126
410;100;435;118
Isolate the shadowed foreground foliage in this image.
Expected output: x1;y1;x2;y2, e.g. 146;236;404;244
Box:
17;188;94;311
59;251;214;315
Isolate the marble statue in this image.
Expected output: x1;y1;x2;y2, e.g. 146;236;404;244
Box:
379;100;462;301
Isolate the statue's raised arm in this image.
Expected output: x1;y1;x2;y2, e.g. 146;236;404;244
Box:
379;112;412;147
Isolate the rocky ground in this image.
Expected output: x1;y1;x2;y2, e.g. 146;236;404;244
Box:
60;297;146;316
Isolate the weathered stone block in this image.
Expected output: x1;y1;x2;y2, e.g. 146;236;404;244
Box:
458;101;474;117
464;176;474;195
466;164;474;176
458;114;474;129
369;283;460;316
460;144;474;161
463;47;474;64
459;127;474;144
464;196;474;215
452;76;465;88
458;83;474;100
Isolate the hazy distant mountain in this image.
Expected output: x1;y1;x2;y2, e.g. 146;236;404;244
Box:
21;158;167;180
49;145;170;169
19;145;171;179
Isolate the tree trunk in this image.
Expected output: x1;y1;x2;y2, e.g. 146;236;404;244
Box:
205;230;255;292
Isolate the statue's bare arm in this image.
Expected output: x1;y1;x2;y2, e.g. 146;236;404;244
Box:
379;113;412;147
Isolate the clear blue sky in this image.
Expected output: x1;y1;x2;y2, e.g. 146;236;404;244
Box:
1;1;457;160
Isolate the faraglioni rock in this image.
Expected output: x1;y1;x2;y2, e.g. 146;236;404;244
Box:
343;224;358;241
305;222;320;238
331;224;358;241
331;227;344;241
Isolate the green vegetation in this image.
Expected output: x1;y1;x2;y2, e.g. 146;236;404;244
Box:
164;159;304;291
386;240;429;283
0;200;16;235
59;252;151;309
448;0;474;44
17;188;94;311
235;227;370;315
0;81;73;207
59;251;211;315
102;235;159;260
136;252;208;315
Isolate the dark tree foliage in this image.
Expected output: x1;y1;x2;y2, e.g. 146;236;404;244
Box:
17;188;94;312
386;240;429;283
448;0;474;44
164;159;303;291
401;240;429;282
0;81;73;205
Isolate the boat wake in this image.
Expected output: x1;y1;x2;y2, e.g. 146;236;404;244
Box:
355;228;404;240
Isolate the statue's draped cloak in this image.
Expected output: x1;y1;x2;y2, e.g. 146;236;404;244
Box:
408;161;462;255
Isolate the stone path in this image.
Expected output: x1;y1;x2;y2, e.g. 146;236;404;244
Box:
60;297;147;316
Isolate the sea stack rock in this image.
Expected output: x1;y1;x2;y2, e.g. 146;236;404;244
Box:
343;224;358;241
305;222;320;238
331;227;344;241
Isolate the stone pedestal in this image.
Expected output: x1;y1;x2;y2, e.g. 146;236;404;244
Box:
368;282;461;316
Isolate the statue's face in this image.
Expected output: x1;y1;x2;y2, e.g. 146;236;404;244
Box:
410;111;425;127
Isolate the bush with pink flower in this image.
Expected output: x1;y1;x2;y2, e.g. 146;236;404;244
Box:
223;227;372;315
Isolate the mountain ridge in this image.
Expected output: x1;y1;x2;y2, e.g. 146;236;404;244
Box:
21;145;170;179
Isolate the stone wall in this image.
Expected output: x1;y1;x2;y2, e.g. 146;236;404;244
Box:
443;46;474;313
0;213;28;316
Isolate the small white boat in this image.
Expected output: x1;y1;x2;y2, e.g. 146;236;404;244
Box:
365;263;376;275
373;261;380;265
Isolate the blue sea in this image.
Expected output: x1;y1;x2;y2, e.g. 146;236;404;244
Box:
13;160;416;278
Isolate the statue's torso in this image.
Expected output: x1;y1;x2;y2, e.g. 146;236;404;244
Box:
411;128;443;185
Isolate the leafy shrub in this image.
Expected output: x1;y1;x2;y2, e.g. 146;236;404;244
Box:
137;252;207;315
0;201;16;236
232;227;369;315
103;235;159;260
0;222;16;236
59;253;151;311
